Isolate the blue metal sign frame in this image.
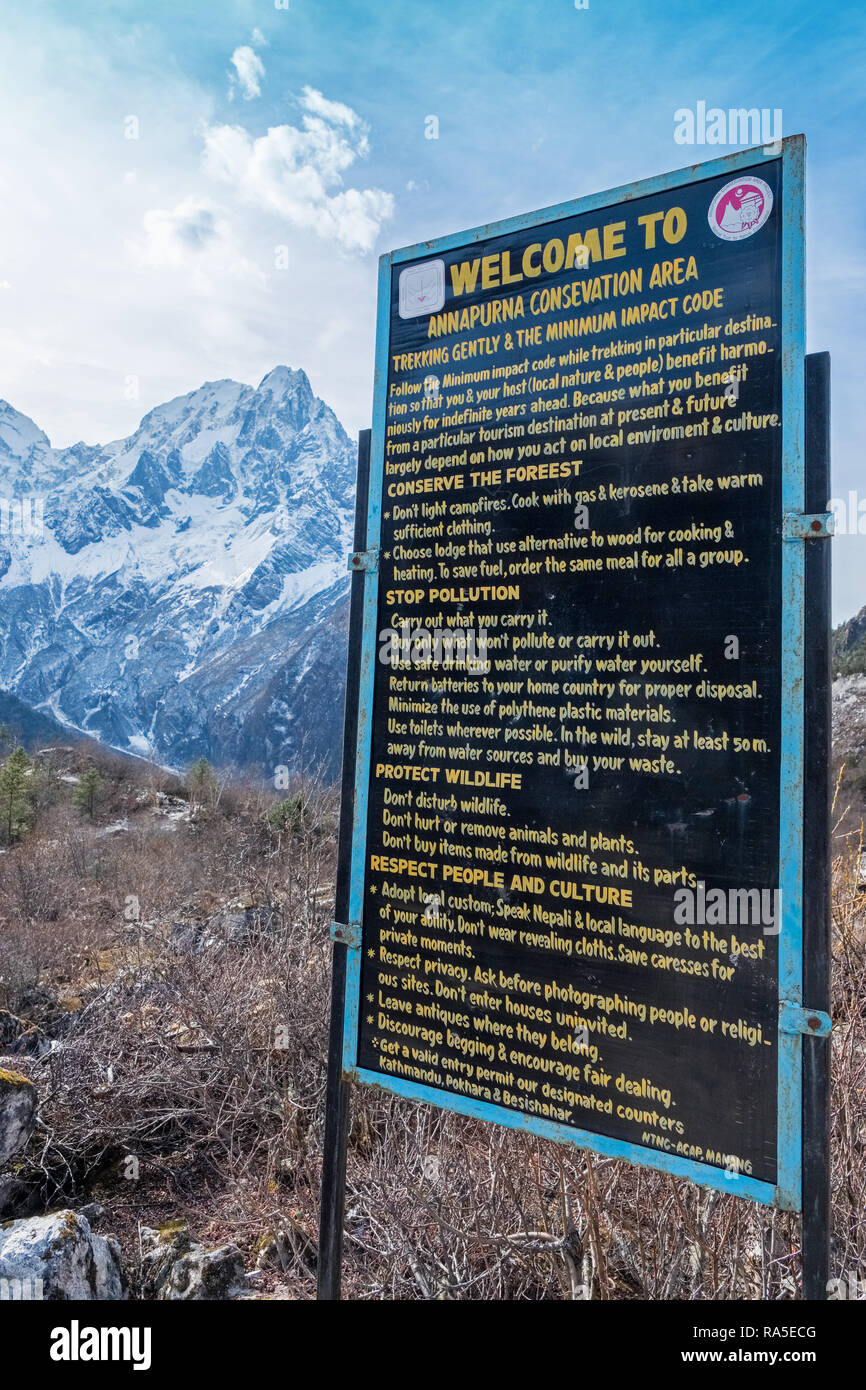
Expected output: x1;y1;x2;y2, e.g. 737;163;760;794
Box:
341;138;807;1211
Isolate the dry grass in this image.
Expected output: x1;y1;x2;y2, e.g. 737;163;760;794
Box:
0;745;863;1300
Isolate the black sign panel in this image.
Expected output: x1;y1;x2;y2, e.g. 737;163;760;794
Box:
344;146;807;1205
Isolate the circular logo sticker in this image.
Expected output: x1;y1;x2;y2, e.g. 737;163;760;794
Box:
707;176;773;241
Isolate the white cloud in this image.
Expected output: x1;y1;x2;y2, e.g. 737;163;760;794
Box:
132;197;224;269
129;196;268;295
299;85;360;131
0;18;386;451
230;45;265;101
202;88;393;252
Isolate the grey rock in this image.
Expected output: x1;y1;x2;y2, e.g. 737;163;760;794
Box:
0;1069;37;1162
207;905;279;947
78;1202;107;1227
139;1223;193;1298
170;920;205;954
140;1224;245;1301
0;1210;124;1300
172;906;280;954
157;1242;246;1301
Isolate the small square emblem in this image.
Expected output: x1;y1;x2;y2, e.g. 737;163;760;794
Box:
398;259;445;318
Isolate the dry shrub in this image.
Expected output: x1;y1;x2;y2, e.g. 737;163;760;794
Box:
1;758;863;1300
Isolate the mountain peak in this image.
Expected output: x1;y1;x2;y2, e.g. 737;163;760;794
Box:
257;366;311;398
0;400;51;459
0;369;356;772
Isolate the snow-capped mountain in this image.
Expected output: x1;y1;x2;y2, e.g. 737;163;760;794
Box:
0;367;355;775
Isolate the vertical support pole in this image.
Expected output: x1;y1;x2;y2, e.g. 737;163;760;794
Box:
801;353;831;1300
317;429;371;1302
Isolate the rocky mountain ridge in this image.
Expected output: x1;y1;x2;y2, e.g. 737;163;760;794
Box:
0;368;355;775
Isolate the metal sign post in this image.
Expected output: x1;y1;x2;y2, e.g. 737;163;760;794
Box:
801;352;832;1300
317;430;371;1301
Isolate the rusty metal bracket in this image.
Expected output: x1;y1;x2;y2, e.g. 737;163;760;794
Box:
778;1000;832;1037
782;511;834;541
347;547;379;573
330;920;361;948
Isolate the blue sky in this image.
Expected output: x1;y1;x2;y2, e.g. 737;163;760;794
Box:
1;0;864;618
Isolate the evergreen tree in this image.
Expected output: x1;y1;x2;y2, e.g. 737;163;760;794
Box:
74;766;102;820
188;756;217;813
0;746;33;842
266;794;311;839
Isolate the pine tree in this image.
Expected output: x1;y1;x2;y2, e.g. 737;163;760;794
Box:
188;756;217;814
266;794;311;839
0;746;32;842
74;766;102;820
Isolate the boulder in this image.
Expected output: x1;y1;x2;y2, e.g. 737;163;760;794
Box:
158;1242;246;1300
170;920;204;954
207;906;279;948
139;1222;192;1295
140;1223;246;1301
171;906;280;954
0;1068;38;1162
0;1210;124;1299
78;1202;107;1227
